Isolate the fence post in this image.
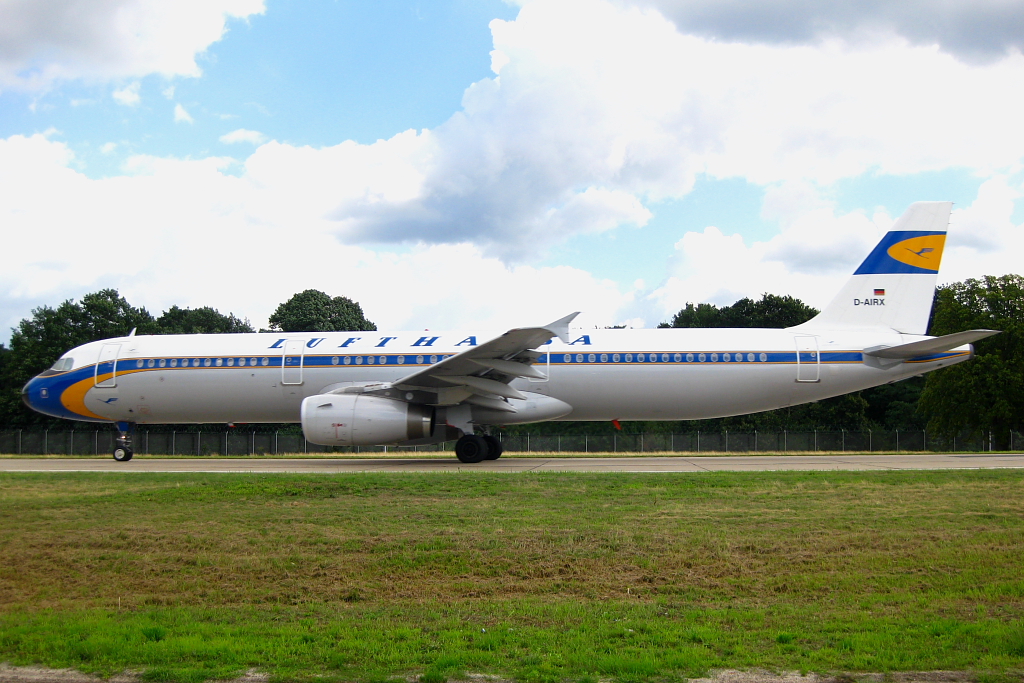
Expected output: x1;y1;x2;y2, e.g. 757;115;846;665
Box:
18;429;22;455
44;429;48;455
197;430;201;456
557;435;561;453
640;433;643;452
923;429;926;451
869;429;872;451
275;430;279;455
172;431;176;456
841;429;845;452
697;431;700;452
896;429;899;452
94;430;98;455
783;430;786;452
585;434;588;453
814;429;817;452
725;430;728;452
70;429;74;456
613;433;616;452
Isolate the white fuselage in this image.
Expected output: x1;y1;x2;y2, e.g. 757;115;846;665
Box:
26;327;971;426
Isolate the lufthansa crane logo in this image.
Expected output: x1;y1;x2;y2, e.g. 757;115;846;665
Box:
886;234;945;271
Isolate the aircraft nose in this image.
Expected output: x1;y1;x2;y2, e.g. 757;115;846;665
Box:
21;380;33;410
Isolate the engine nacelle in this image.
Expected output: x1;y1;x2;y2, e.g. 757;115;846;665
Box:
301;394;434;446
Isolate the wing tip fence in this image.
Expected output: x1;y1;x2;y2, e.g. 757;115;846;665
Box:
1;428;1020;456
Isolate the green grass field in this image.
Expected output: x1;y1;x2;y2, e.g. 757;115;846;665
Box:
1;470;1022;683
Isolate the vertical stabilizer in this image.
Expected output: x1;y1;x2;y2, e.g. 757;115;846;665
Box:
794;201;951;334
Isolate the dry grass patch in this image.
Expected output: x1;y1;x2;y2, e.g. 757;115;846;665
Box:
0;471;1022;681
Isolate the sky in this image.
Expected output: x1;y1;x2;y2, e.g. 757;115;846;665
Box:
2;0;1024;341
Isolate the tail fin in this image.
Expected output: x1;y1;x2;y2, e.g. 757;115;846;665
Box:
794;201;951;334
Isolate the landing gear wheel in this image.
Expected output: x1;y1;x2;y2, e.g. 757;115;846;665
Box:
455;435;490;463
113;422;135;462
483;435;503;460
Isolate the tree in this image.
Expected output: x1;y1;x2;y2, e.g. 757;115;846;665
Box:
157;306;253;334
0;289;159;427
268;289;376;332
918;275;1024;449
662;293;819;329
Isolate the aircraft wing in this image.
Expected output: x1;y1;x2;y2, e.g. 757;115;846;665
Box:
864;329;1000;359
391;312;579;407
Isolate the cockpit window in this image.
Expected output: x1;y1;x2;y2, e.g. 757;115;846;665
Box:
49;358;74;372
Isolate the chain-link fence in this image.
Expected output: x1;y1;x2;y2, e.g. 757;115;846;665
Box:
1;428;1020;455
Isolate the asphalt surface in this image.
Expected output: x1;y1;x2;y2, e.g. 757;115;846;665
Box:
1;453;1022;472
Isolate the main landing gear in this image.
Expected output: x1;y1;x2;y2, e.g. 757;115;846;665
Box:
112;422;134;462
455;433;504;463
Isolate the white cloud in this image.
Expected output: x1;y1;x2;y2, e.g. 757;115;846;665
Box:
302;0;1024;259
162;85;176;99
0;0;265;91
0;134;634;341
3;0;1024;338
100;142;118;154
631;0;1024;63
941;177;1024;283
173;103;193;124
639;180;1024;324
219;128;267;145
112;81;141;106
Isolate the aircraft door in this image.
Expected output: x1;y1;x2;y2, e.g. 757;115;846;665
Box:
282;340;304;385
95;343;121;388
794;335;820;383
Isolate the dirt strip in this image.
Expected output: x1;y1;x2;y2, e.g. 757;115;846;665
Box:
0;665;987;683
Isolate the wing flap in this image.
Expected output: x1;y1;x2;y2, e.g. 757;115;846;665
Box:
468;358;547;379
438;375;528;400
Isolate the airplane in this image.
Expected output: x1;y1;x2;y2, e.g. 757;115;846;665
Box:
21;201;997;464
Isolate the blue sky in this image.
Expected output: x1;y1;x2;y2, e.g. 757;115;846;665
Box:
2;0;1023;339
1;1;517;174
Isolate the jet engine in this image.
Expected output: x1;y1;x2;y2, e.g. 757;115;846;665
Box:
301;394;434;446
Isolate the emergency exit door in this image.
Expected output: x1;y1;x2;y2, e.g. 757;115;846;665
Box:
794;336;820;383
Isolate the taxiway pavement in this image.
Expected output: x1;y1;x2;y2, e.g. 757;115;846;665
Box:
1;453;1022;473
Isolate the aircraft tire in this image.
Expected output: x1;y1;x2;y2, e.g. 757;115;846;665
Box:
113;447;133;462
455;435;489;463
483;435;503;460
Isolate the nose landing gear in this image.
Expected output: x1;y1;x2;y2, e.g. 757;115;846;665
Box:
113;422;134;462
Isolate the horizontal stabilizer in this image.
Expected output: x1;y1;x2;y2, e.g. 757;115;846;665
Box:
864;329;1000;359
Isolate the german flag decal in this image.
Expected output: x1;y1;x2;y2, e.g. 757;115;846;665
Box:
874;288;885;296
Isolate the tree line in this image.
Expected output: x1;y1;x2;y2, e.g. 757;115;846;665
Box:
0;289;374;427
1;278;1020;447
